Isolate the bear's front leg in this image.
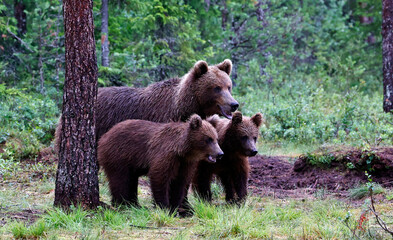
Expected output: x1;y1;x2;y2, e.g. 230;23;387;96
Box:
233;173;248;204
150;176;170;210
107;168;137;206
193;161;214;202
219;174;236;203
170;180;193;217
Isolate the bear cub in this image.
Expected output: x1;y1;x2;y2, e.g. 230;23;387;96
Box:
98;114;223;214
192;112;263;203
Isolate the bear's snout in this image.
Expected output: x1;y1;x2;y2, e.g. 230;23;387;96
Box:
230;102;239;112
250;150;258;156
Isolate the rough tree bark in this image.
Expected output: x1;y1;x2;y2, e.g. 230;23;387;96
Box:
54;0;100;209
383;0;393;113
101;0;110;67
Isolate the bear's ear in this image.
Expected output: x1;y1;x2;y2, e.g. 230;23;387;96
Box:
216;59;232;75
251;113;263;128
191;60;208;79
232;111;242;125
207;115;220;128
190;114;203;130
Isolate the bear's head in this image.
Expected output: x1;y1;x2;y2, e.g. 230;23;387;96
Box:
185;60;239;119
187;114;223;163
224;112;263;157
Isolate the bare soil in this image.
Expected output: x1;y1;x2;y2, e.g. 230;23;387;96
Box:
0;209;43;226
248;147;393;198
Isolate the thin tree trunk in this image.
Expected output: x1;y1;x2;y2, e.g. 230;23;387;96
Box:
221;0;228;30
38;16;45;94
54;0;100;209
14;0;26;35
383;0;393;113
101;0;109;66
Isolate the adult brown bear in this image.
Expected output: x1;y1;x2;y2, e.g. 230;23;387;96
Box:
192;112;263;203
98;114;223;214
96;59;238;140
55;60;238;150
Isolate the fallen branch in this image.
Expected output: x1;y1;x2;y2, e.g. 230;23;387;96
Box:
369;188;393;237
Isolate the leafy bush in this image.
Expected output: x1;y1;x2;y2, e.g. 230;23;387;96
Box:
0;84;59;160
236;85;393;147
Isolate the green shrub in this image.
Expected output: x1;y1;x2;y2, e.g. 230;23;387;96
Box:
236;85;393;147
10;220;48;239
0;84;59;160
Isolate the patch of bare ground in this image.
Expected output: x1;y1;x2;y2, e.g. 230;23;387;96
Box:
0;208;43;226
248;147;393;199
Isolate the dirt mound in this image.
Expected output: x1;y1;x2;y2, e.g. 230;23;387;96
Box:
248;147;393;197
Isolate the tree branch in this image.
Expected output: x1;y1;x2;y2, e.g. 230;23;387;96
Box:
6;28;34;53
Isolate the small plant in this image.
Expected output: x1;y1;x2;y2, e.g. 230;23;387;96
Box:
367;173;393;237
339;210;370;240
346;162;355;170
192;198;217;220
44;205;90;230
349;183;385;200
305;152;335;168
314;188;328;200
11;221;28;239
361;149;378;173
386;193;393;201
10;220;47;239
150;208;176;227
28;220;47;238
0;149;20;180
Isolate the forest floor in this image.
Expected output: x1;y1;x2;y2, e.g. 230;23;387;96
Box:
248;146;393;200
1;146;393;239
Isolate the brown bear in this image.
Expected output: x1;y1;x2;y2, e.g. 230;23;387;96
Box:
96;59;238;140
192;112;263;203
55;59;238;151
98;114;223;214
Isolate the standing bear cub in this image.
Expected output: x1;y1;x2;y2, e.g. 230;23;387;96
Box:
192;112;263;203
98;114;223;214
96;59;238;140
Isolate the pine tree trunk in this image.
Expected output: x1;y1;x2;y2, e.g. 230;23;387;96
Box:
54;0;100;209
221;0;228;30
101;0;110;67
383;0;393;113
14;0;26;35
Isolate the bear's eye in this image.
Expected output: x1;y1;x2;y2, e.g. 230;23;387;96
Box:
253;137;257;142
241;136;248;141
228;86;231;92
206;137;213;144
214;86;222;93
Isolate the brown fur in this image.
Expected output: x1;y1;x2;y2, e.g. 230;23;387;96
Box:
96;59;237;140
54;60;238;150
192;112;263;203
98;114;223;213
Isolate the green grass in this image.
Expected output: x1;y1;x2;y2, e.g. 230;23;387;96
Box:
1;153;392;239
349;183;386;200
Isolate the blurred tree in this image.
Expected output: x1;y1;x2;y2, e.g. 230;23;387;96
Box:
101;0;109;66
54;0;100;209
14;0;26;35
383;0;393;113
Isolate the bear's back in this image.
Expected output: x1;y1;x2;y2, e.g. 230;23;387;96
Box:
96;78;182;139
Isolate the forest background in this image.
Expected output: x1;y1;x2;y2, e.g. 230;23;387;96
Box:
0;0;392;162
